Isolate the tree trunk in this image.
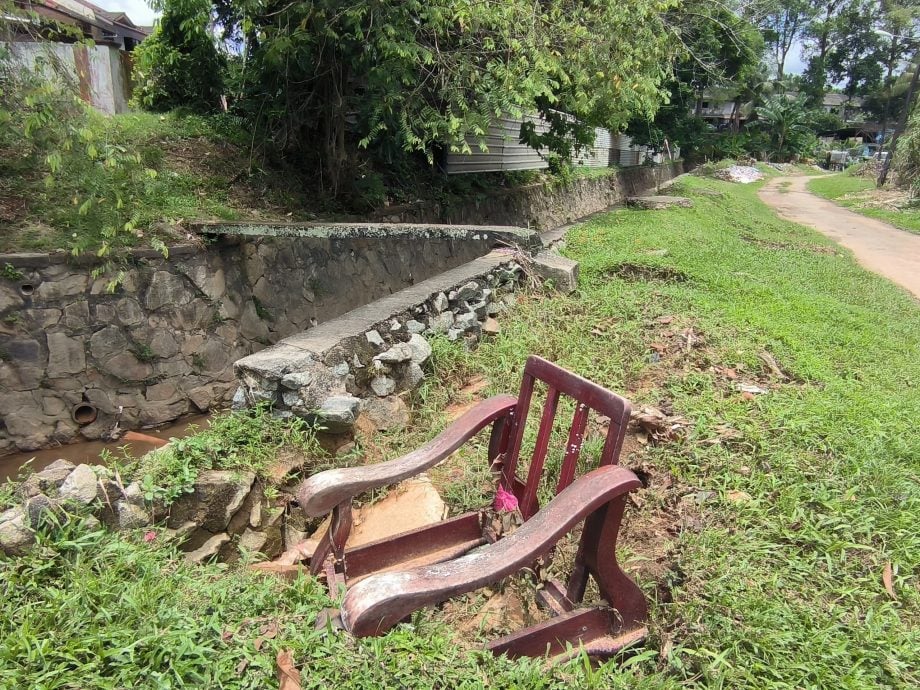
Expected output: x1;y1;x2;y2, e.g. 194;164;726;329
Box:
879;52;920;187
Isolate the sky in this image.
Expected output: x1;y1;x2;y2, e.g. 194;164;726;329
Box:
92;0;158;26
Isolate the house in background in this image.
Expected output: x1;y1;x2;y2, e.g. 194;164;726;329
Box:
692;90;869;131
4;0;150;113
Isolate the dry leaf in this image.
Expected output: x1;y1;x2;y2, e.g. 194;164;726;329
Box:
726;490;752;503
277;649;302;690
758;351;788;380
882;562;896;599
235;659;249;676
254;637;265;651
657;315;674;324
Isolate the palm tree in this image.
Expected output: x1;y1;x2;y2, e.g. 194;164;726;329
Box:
753;96;813;161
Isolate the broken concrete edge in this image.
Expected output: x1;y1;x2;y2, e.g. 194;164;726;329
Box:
191;221;542;251
233;250;538;425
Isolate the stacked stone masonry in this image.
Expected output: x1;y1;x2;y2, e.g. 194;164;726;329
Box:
234;257;527;431
0;224;534;454
0;458;305;563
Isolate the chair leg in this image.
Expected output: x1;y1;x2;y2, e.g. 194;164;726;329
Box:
566;495;647;629
310;501;353;578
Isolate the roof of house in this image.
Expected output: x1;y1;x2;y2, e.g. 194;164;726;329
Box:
29;0;149;39
822;93;864;107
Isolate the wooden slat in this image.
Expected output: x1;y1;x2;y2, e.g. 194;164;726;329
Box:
298;395;517;516
556;402;590;494
520;386;561;519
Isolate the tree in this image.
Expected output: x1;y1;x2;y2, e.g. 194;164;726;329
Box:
825;1;886;101
802;0;852;105
627;0;764;156
754;96;814;159
132;0;224;113
747;0;814;81
219;0;678;196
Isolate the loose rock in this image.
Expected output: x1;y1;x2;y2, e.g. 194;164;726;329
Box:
0;506;35;556
370;376;397;397
361;396;411;431
59;464;99;506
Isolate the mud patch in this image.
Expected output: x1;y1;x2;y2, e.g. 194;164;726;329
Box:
605;262;690;283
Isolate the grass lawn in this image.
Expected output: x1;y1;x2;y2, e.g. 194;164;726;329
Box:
2;174;919;688
808;173;920;235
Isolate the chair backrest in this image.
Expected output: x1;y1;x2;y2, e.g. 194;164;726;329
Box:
501;356;632;519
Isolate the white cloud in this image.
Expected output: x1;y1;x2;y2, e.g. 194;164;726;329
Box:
92;0;159;26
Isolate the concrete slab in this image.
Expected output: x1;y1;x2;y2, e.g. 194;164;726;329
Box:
532;250;579;293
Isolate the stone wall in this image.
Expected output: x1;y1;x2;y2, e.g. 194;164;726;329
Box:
0;225;536;454
371;163;686;230
0;164;685;454
234;252;533;433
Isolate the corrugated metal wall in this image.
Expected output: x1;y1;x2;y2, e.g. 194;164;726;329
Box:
446;116;672;174
445;115;551;174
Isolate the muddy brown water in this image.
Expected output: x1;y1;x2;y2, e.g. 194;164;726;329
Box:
0;414;210;483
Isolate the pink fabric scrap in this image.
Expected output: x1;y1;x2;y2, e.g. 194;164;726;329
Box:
494;485;519;513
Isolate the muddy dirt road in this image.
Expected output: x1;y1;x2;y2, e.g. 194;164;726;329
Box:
759;175;920;300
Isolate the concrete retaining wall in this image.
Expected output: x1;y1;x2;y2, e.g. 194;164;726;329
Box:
0;225;535;454
373;162;686;230
0;164;684;454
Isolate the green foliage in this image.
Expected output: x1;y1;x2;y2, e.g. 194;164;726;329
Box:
130;406;321;504
0;48;166;285
753;96;815;160
896;97;920;197
222;0;677;196
628;2;764;156
0;263;23;281
132;0;225;113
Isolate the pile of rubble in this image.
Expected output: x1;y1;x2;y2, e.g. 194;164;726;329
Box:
234;262;527;434
713;165;764;184
0;458;306;563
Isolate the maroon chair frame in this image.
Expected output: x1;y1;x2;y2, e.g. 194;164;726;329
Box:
296;355;647;661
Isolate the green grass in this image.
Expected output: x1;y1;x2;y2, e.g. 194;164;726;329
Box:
3;175;919;687
808;173;920;234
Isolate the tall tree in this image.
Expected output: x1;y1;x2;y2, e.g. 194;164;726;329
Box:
826;1;886;105
802;0;851;105
748;0;814;81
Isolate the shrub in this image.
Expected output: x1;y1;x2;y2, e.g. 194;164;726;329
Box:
132;0;224;114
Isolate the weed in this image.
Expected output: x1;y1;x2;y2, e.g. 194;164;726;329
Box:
131;343;156;362
252;297;271;321
0;263;24;281
128;405;322;505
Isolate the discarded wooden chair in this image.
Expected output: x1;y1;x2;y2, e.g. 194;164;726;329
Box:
297;355;647;661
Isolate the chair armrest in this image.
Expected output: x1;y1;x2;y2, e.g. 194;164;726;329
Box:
340;465;642;636
297;394;517;517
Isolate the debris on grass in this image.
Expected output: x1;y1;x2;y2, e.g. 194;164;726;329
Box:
713;165;764;184
630;405;688;444
276;649;301;690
